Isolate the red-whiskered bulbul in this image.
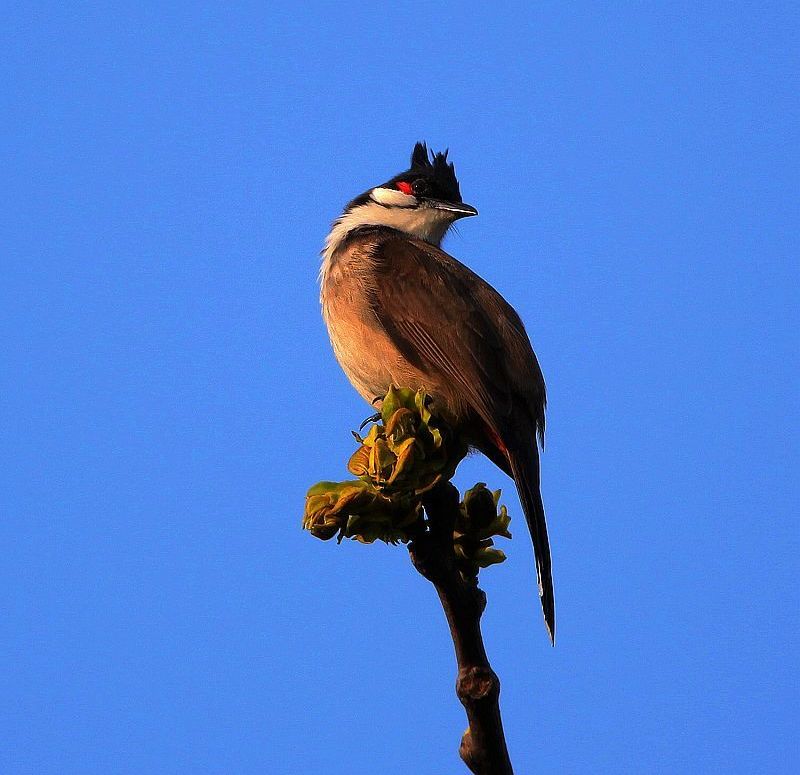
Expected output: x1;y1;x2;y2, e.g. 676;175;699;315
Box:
320;143;555;644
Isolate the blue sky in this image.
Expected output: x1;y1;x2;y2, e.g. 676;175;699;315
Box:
2;3;797;773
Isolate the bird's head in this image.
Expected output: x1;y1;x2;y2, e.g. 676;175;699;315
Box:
332;143;477;249
363;142;478;221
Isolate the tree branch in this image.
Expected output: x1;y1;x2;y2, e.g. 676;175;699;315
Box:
409;481;514;775
303;389;515;771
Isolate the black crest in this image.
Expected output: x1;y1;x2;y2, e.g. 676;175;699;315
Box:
404;141;462;203
344;142;465;213
411;142;431;168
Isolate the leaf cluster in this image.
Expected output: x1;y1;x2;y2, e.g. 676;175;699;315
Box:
455;483;512;583
303;386;511;575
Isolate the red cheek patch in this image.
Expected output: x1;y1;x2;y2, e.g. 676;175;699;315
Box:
396;181;413;195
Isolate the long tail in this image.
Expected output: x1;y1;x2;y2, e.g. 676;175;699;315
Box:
508;446;556;645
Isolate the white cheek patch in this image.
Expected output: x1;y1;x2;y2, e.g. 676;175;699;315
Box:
370;187;417;207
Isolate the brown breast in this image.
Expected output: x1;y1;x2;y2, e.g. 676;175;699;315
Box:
321;238;435;406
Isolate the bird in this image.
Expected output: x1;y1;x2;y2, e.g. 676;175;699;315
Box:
320;142;555;644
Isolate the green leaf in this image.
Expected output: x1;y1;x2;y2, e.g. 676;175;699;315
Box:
306;480;345;497
385;407;416;441
362;424;382;448
347;445;371;477
475;547;507;568
379;385;402;423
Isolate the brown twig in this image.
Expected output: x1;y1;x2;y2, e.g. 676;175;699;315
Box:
408;481;513;775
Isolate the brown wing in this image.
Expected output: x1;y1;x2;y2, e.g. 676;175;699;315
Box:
366;232;546;444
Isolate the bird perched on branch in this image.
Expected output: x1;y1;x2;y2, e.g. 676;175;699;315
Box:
319;143;555;644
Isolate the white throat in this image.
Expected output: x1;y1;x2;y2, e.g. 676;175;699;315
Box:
320;189;456;285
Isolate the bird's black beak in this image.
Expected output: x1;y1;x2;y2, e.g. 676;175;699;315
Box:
428;200;478;218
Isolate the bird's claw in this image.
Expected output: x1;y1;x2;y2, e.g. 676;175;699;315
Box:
359;412;381;431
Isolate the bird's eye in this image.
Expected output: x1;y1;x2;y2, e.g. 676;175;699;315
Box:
396;181;413;195
411;178;430;196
